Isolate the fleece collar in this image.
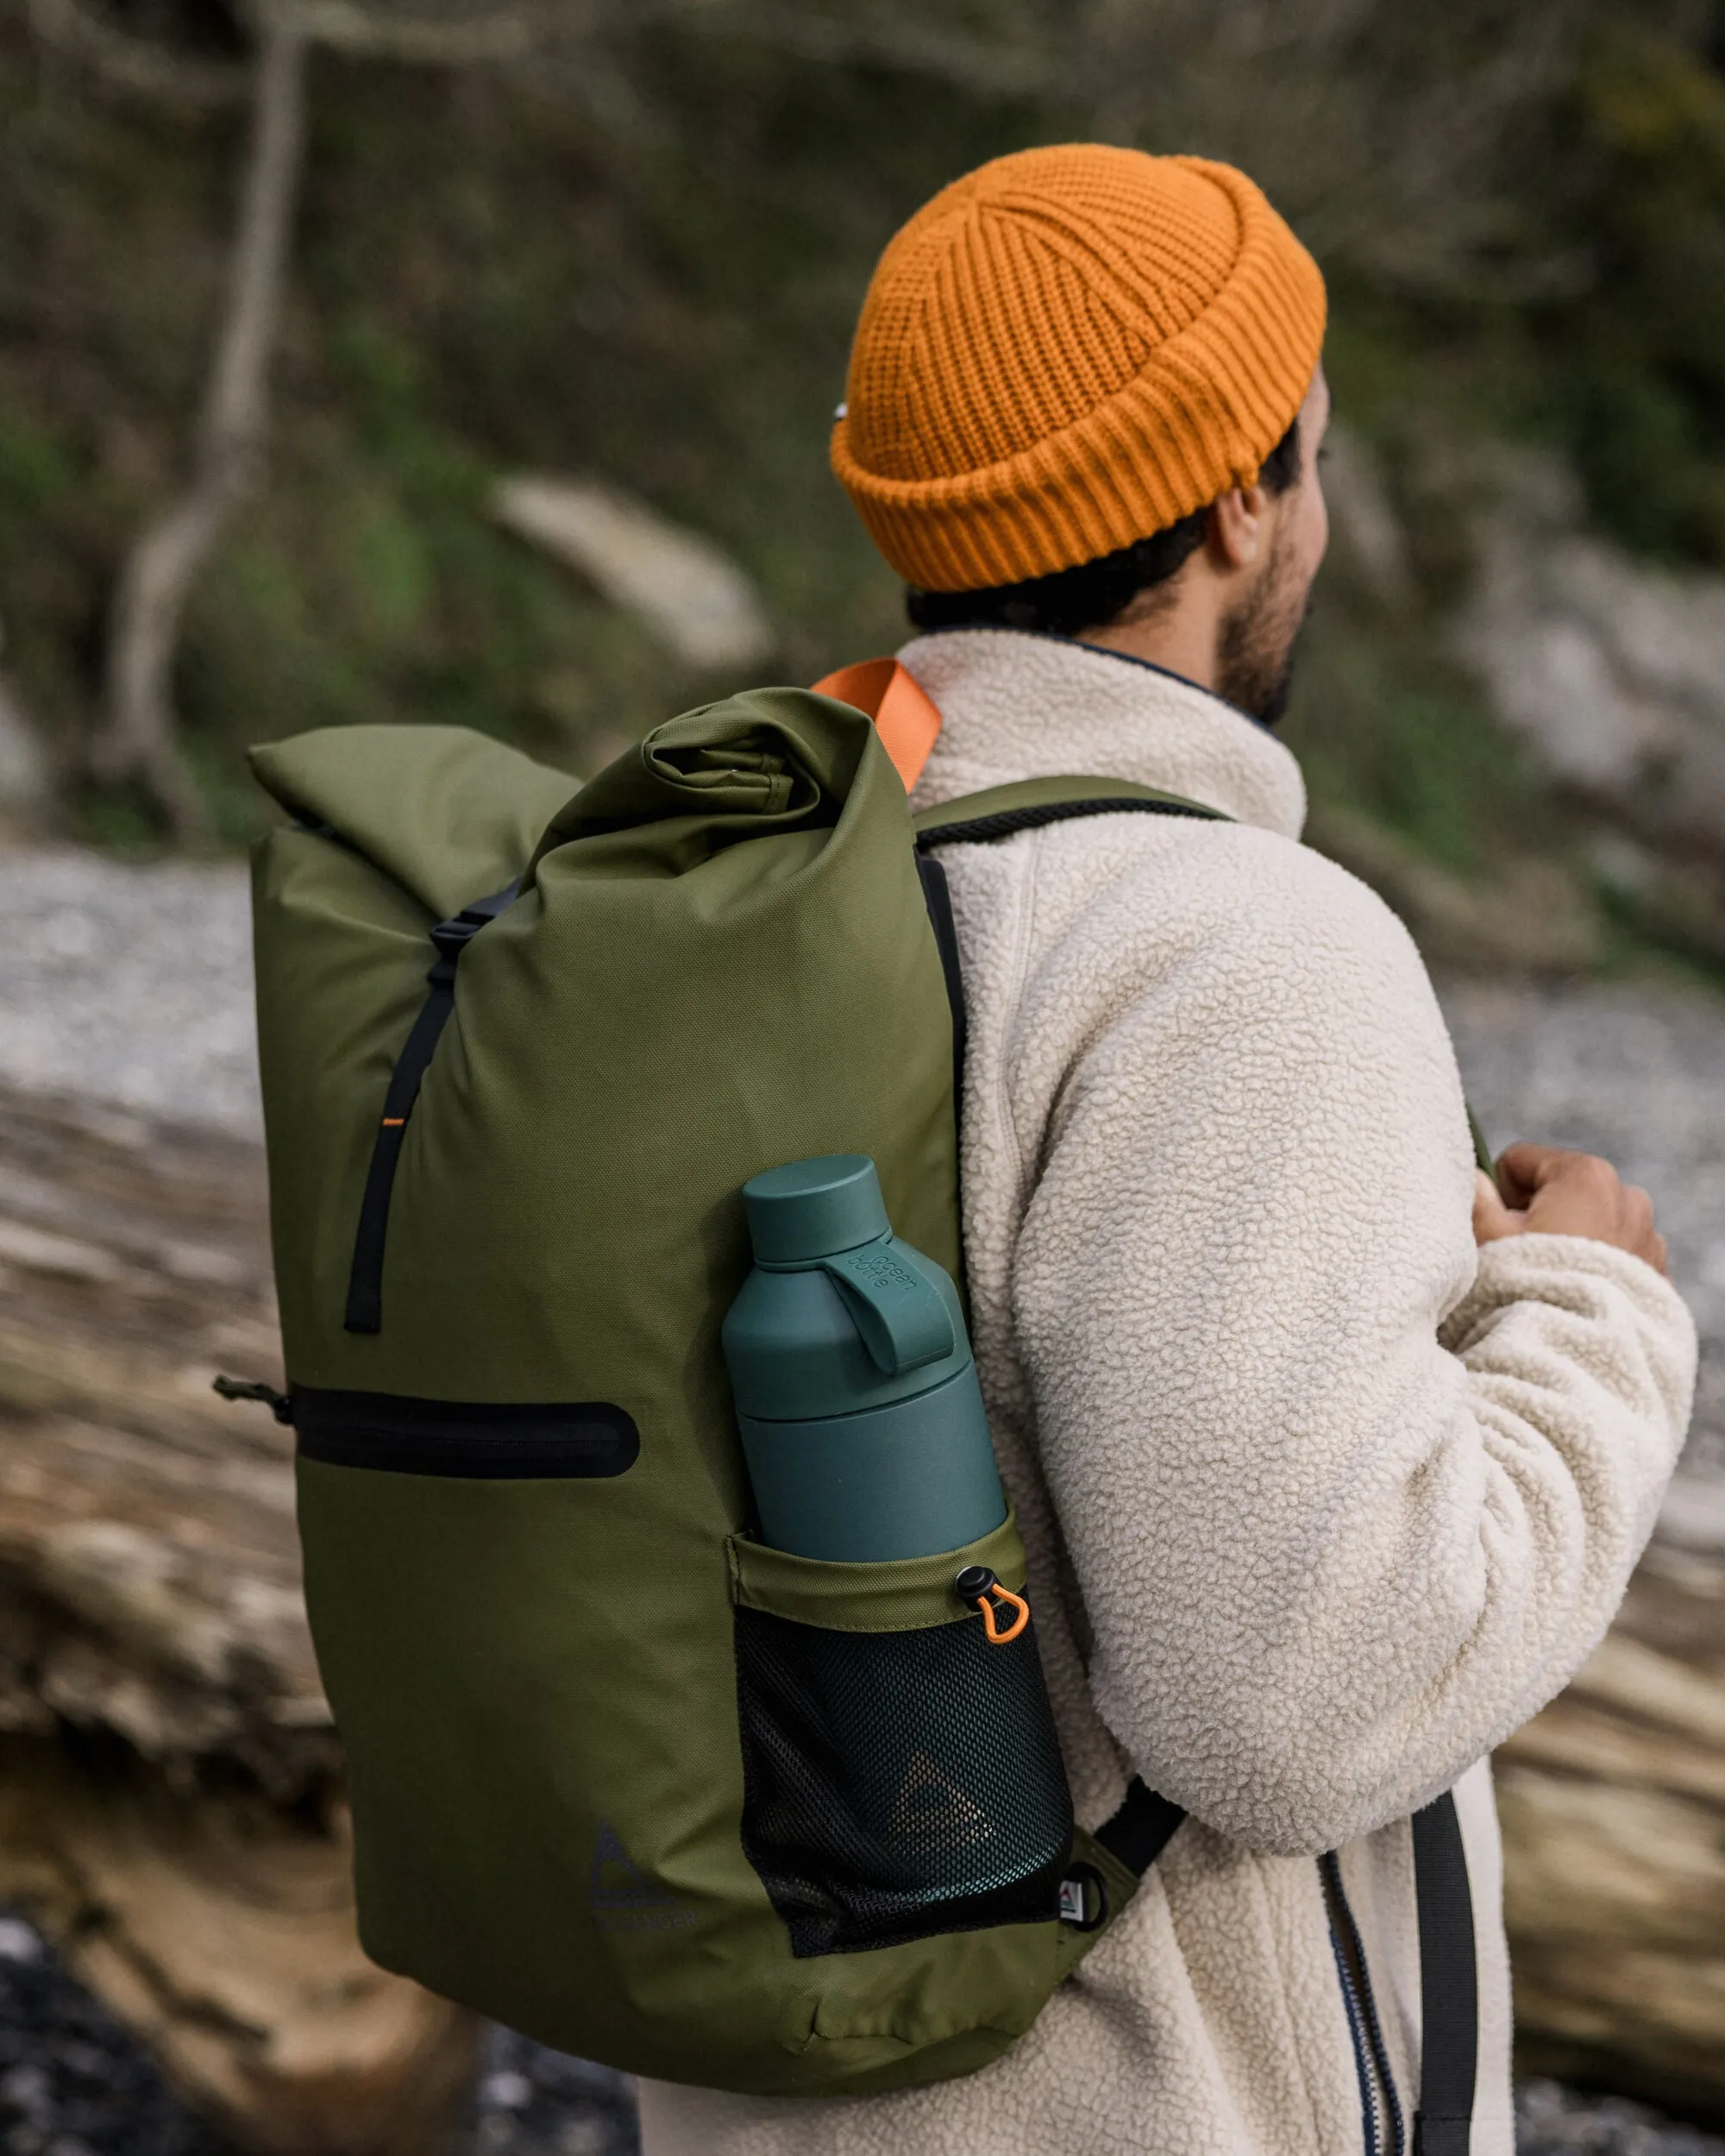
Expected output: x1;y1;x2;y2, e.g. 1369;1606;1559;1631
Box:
896;627;1307;840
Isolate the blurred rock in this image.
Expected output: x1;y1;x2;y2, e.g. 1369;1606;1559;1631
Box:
1660;1474;1725;1556
1517;2076;1725;2153
0;1904;226;2156
474;2027;638;2154
0;674;49;826
1457;453;1725;862
1311;803;1601;971
491;476;775;673
0;851;258;1136
1321;422;1414;607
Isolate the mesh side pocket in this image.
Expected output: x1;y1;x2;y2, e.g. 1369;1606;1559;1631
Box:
734;1604;1073;1958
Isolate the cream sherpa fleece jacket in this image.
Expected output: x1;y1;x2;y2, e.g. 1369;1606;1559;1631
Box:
640;628;1697;2156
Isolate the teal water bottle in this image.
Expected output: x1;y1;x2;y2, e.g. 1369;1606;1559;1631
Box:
723;1154;1007;1562
722;1156;1069;1946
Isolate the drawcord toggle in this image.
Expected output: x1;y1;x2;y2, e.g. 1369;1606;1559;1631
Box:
953;1563;1031;1644
213;1375;294;1426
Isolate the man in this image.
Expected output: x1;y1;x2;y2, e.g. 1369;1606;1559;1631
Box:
638;143;1694;2156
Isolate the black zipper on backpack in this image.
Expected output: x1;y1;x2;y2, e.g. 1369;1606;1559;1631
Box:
290;1388;641;1479
1321;1851;1406;2156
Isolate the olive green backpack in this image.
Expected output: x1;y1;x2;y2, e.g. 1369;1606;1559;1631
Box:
234;687;1212;2096
236;685;1479;2140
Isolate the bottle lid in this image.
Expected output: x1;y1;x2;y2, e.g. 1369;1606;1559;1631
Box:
743;1153;890;1264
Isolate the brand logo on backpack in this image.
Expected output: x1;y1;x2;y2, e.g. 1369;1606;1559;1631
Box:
886;1751;992;1853
589;1820;697;1934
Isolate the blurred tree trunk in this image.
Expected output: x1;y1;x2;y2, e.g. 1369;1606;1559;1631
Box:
96;10;308;839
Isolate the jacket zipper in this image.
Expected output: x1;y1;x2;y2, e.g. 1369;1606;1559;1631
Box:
1328;1918;1379;2156
1320;1851;1405;2156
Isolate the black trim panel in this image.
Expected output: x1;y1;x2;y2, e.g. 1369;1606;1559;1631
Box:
292;1386;640;1479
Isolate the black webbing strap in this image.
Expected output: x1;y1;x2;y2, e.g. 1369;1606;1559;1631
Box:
913;789;1214;1137
1411;1790;1477;2154
915;791;1225;853
913;852;966;1122
914;792;1205;1900
342;880;519;1336
1094;1775;1187;1875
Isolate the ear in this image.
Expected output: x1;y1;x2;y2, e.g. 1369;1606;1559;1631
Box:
1206;483;1269;573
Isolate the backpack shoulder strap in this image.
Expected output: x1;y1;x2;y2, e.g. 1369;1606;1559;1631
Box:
908;770;1221;1932
1411;1789;1478;2153
913;774;1232;849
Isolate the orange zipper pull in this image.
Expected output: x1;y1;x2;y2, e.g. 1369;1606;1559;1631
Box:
952;1563;1031;1645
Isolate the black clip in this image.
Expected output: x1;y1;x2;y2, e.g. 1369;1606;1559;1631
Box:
427;884;520;986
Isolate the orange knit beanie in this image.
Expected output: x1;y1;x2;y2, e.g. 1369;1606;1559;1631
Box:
831;144;1327;593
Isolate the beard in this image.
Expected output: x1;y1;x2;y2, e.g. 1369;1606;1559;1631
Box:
1215;525;1314;727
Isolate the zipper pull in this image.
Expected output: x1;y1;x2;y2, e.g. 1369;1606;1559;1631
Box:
953;1563;1032;1644
212;1375;294;1425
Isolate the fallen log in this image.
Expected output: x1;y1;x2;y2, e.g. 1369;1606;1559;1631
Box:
1498;1534;1725;2125
0;1082;480;2153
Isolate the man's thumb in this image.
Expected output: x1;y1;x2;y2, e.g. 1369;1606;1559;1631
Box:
1473;1169;1526;1245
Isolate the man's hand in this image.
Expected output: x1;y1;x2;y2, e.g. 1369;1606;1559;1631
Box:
1473;1143;1668;1276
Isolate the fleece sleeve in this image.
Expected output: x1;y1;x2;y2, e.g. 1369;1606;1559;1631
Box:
1008;834;1697;1856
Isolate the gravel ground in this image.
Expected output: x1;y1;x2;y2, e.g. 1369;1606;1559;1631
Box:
0;1914;224;2156
1516;2082;1725;2153
1;841;1723;2153
0;851;256;1138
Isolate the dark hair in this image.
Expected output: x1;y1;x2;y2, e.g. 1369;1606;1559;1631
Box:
906;412;1302;639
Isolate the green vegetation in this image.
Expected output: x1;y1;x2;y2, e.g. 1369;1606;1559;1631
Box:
3;4;1725;921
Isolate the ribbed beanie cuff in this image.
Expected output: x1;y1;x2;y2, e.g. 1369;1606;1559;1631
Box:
831;146;1327;592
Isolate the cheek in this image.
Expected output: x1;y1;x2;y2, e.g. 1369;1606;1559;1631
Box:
1300;481;1331;577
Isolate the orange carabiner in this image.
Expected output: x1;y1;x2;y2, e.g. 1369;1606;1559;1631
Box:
953;1564;1031;1646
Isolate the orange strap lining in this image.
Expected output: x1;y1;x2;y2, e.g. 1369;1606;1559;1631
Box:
811;657;943;795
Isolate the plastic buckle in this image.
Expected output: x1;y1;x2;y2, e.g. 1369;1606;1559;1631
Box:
425;909;492;987
430;910;486;963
